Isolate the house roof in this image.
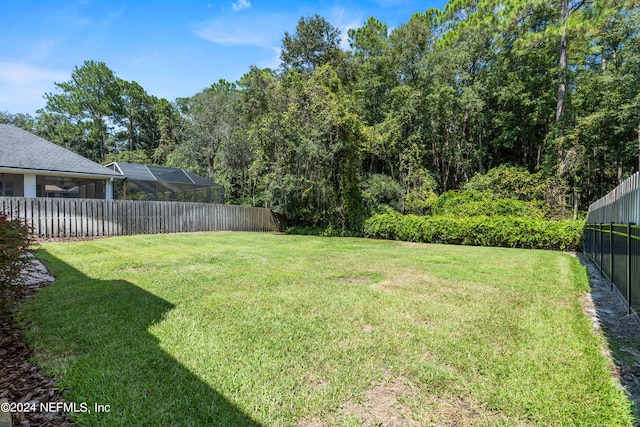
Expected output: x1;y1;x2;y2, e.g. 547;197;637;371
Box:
0;124;122;179
106;162;223;187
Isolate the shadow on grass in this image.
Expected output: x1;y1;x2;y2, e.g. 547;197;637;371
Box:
20;249;263;426
578;253;640;422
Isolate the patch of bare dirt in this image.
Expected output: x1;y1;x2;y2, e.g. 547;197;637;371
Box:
421;395;514;427
340;379;417;427
362;324;374;334
295;377;512;427
370;271;431;293
295;378;417;427
578;253;640;422
0;254;73;427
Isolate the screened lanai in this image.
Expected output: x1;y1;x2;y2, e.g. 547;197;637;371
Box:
106;162;224;203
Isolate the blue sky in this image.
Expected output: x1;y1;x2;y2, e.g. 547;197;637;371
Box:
1;0;447;115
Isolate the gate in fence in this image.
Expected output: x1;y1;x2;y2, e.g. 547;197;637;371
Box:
585;172;640;314
0;197;285;238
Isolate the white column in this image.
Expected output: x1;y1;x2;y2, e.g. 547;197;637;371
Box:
106;178;113;200
24;174;37;197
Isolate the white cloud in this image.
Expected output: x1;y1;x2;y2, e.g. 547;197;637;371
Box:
257;46;282;70
0;61;68;113
231;0;251;12
195;14;285;48
0;61;66;87
27;40;59;62
329;8;364;50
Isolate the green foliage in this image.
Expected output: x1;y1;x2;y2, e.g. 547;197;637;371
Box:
0;213;31;306
104;149;152;165
432;190;549;219
246;64;365;231
364;212;584;251
403;165;439;215
360;174;403;211
464;166;549;201
7;3;640;222
40;60;122;162
168;79;244;188
404;188;438;216
280;14;344;73
0;111;36;131
37;60;180;165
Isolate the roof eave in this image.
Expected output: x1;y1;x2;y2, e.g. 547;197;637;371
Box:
0;166;124;180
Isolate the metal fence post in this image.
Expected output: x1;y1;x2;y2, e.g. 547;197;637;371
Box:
610;222;614;290
628;222;633;314
599;223;603;277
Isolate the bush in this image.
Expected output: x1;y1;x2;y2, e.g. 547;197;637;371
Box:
0;212;31;303
431;190;548;219
363;212;584;251
464;165;548;201
403;168;438;215
360;174;403;212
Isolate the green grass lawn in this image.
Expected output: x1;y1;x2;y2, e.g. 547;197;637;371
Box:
19;233;634;426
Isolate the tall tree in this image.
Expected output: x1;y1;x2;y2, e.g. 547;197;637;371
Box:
0;112;36;131
247;65;366;229
168;80;241;181
116;80;159;156
280;14;344;73
152;98;183;165
40;60;122;162
348;17;395;125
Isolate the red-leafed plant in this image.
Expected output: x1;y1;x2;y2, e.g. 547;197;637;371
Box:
0;212;31;308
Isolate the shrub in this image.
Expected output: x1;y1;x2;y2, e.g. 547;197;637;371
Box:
360;174;403;212
431;190;548;219
363;212;584;251
0;212;31;304
403;168;438;215
464;165;548;201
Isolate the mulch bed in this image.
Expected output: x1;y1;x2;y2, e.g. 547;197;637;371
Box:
0;259;73;427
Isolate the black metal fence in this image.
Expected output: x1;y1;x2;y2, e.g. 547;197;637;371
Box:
584;223;640;313
585;172;640;313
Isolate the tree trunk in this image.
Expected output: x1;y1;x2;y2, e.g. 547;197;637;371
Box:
556;0;569;124
100;131;105;163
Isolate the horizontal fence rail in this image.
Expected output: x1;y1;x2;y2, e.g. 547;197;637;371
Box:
586;171;640;313
0;197;284;238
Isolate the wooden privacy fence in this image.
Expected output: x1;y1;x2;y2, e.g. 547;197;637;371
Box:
585;172;640;313
0;197;284;238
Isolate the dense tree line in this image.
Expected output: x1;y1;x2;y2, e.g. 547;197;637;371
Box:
2;1;639;231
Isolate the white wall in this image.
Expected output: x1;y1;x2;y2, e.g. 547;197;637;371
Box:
23;173;36;197
106;179;113;200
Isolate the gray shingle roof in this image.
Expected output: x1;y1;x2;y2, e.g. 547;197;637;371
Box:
0;124;122;178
